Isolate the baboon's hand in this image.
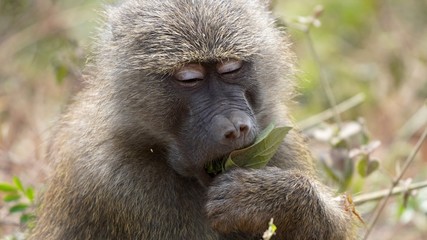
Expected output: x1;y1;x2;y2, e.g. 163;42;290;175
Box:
206;167;285;235
206;167;356;239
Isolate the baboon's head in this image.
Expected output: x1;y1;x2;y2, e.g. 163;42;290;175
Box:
97;0;295;185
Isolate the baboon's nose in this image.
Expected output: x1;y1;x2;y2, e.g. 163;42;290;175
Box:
213;111;254;146
223;123;250;140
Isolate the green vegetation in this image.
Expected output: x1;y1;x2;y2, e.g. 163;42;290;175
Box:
205;124;291;175
0;177;35;226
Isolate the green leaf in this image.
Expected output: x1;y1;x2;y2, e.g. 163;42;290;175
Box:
20;213;35;225
13;176;24;193
366;159;379;176
54;63;69;85
26;187;35;202
3;193;21;202
357;155;368;177
9;203;29;213
357;156;379;177
205;158;226;175
269;222;277;232
342;154;354;190
396;199;407;219
224;124;291;171
0;182;17;192
339;171;353;193
263;218;278;240
205;124;292;174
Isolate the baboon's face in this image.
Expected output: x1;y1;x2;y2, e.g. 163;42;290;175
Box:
105;0;286;186
167;59;260;185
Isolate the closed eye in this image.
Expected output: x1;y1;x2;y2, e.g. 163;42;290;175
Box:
175;70;204;82
174;64;206;87
217;59;243;75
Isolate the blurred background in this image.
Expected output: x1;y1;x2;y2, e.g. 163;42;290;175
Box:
0;0;426;239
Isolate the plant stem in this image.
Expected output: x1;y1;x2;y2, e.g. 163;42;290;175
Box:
353;180;427;205
363;126;427;240
304;29;342;127
297;93;365;130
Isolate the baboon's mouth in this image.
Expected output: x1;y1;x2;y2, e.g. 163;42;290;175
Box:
204;155;228;178
195;157;227;187
203;140;256;178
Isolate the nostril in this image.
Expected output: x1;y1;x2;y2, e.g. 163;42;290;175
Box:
224;124;249;141
239;124;249;134
213;113;253;145
224;129;239;140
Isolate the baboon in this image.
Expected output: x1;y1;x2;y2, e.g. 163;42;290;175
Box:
30;0;357;239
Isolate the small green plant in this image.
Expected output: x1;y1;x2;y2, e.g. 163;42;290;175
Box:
0;177;36;227
262;218;278;240
310;120;381;193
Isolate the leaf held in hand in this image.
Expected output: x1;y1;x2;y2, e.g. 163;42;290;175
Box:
206;123;292;174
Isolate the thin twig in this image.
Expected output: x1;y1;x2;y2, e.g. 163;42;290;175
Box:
304;29;342;127
363;126;427;240
297;93;365;130
397;104;427;140
354;180;427;205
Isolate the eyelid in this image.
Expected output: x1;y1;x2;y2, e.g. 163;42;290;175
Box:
174;64;205;81
175;69;204;81
217;60;243;74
